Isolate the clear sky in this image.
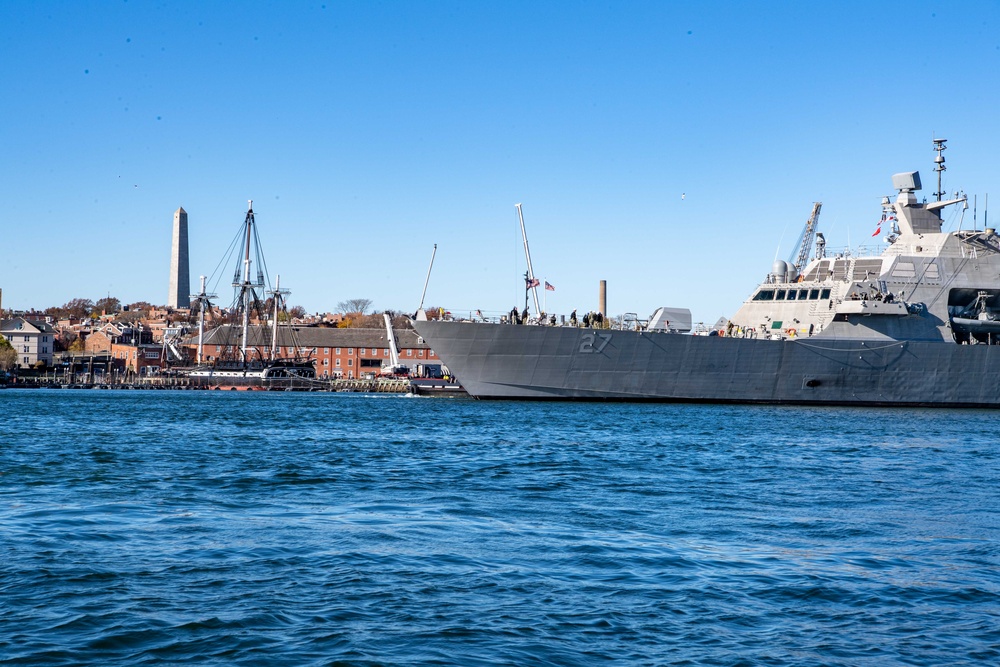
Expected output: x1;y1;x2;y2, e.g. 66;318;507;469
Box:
3;1;1000;325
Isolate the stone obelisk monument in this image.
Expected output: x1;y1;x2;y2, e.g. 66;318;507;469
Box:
168;207;190;309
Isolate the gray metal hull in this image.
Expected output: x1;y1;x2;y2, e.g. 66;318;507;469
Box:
413;320;1000;406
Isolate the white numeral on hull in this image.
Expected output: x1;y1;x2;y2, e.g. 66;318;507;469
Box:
579;333;612;354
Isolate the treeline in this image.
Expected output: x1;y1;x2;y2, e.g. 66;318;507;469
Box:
42;297;165;322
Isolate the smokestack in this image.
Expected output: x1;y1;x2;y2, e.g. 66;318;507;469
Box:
599;280;607;316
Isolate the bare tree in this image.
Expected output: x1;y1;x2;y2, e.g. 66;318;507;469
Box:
336;298;373;315
46;298;95;319
0;337;17;371
95;296;121;315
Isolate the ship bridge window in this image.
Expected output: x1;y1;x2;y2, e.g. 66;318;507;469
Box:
786;290;798;300
798;289;809;300
820;288;831;299
776;289;787;300
752;290;775;301
809;289;819;299
891;261;916;278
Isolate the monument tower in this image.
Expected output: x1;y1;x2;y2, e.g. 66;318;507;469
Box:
168;207;190;309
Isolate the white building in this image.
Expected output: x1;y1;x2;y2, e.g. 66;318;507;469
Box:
1;317;56;369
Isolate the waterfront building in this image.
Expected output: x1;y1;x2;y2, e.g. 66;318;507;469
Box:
1;317;56;369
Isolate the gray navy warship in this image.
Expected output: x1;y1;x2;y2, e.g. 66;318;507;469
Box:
414;140;1000;406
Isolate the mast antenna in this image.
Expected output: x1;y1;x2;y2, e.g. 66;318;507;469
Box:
933;138;947;202
417;243;437;314
516;203;541;315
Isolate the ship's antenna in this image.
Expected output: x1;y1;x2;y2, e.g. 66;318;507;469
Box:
417;243;437;314
515;203;541;315
933;138;947;202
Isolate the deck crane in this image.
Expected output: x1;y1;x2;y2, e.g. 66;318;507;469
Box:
788;202;823;273
380;312;410;377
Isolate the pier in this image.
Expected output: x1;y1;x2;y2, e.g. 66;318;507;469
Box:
2;374;429;394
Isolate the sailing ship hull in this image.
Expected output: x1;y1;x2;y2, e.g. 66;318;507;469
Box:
187;360;317;389
412;320;1000;407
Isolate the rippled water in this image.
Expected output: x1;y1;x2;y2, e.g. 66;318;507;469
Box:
1;389;998;665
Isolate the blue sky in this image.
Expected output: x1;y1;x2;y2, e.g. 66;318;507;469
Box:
3;1;1000;325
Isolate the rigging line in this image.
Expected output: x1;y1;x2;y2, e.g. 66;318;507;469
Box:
792;340;908;352
206;224;246;293
252;221;272;293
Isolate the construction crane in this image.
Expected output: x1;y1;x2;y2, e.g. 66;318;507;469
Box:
789;202;822;273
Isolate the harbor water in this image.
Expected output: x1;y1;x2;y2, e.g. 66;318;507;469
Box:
1;389;998;665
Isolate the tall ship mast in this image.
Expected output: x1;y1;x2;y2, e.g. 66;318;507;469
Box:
188;201;316;387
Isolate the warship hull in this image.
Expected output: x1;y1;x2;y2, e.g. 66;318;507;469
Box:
413;320;1000;407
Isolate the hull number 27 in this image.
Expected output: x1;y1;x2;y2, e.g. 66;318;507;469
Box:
579;332;612;354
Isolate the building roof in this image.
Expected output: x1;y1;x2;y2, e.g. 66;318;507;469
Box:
1;317;57;334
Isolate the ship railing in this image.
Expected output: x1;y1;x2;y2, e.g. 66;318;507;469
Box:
438;310;686;332
825;244;884;259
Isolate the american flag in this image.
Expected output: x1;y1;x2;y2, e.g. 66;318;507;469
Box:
544;281;555;291
525;277;540;288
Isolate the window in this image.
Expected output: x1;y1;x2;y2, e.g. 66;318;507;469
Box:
41;346;48;353
22;345;28;353
406;350;412;357
347;348;354;354
383;349;388;357
809;289;819;300
347;359;353;367
42;336;48;342
323;359;329;366
24;335;29;341
324;347;329;355
336;347;341;354
335;359;341;367
371;348;377;355
752;290;775;301
360;348;366;356
786;290;797;301
776;290;787;300
820;288;831;299
418;350;424;357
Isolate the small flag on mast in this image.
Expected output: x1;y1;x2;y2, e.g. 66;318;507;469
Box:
526;277;540;288
544;281;555;291
872;213;885;237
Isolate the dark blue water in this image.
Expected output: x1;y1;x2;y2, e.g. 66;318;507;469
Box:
1;389;998;665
